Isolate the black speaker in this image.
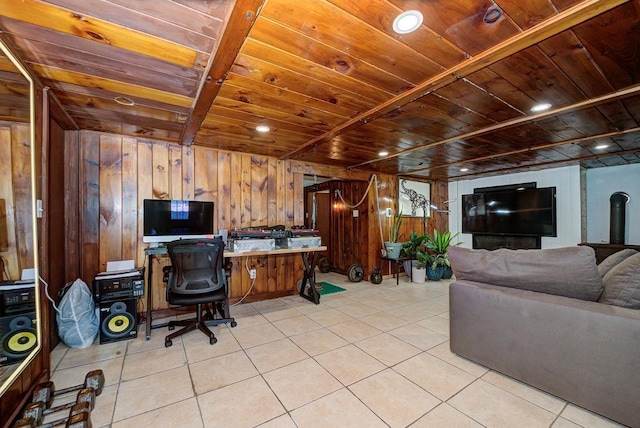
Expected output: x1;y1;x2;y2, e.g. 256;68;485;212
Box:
0;312;37;365
99;299;137;344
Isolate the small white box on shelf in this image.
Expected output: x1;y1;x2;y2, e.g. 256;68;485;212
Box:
286;237;321;249
229;238;276;252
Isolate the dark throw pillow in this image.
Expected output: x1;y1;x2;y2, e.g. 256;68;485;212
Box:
449;246;604;301
599;252;640;309
597;248;638;278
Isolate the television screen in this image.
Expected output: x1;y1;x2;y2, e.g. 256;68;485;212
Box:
461;187;556;236
143;199;214;243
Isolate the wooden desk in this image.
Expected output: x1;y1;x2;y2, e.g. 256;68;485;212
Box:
144;245;327;339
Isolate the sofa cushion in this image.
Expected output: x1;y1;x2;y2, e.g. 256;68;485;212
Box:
599;253;640;309
598;249;638;277
449;246;604;301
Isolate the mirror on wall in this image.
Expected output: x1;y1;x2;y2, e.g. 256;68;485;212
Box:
0;37;39;396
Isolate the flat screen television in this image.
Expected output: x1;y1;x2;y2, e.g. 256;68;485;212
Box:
143;199;214;244
461;187;557;236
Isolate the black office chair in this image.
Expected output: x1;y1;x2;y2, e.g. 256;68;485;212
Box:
164;238;236;347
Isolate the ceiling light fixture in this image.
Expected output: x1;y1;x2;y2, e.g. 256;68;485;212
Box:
595;144;609;150
531;103;552;112
483;7;503;24
460;167;469;172
378;151;389;157
392;10;423;34
255;125;270;132
114;96;135;106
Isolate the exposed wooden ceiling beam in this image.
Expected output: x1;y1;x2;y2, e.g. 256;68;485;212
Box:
179;0;265;146
349;83;640;170
418;127;640;174
280;0;629;160
451;146;640;181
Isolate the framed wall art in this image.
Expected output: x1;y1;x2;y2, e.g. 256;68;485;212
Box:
398;178;431;217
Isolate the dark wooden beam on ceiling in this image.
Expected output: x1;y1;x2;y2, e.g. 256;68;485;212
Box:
280;0;629;161
179;0;265;146
454;146;640;181
418;127;640;174
47;90;79;130
349;83;640;170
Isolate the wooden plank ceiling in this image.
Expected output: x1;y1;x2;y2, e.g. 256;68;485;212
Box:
1;0;639;181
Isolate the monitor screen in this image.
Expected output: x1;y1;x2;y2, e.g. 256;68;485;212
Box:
143;199;214;244
461;187;556;236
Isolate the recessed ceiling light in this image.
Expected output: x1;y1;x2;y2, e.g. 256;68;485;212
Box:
255;125;270;132
378;151;389;157
595;144;609;150
114;96;134;106
460;167;469;172
531;103;552;112
483;7;503;24
393;10;423;34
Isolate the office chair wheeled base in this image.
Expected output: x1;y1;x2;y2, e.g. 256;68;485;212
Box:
204;300;237;329
165;303;218;347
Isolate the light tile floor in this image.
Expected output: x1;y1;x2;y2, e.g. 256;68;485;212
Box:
47;273;626;428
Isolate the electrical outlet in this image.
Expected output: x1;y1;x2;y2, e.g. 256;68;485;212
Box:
249;269;256;279
385;208;392;217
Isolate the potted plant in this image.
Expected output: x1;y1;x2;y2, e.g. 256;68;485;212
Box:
401;232;426;273
384;209;404;259
425;230;461;279
411;250;429;283
425;253;444;281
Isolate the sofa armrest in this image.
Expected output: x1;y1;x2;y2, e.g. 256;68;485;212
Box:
450;280;640;427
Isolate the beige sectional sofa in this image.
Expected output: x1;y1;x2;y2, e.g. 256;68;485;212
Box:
448;246;640;428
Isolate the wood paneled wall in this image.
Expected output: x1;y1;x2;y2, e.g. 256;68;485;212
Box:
65;130;448;308
0;122;34;280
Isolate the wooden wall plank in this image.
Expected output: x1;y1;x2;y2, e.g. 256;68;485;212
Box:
283;161;295;290
11;123;33;272
151;141;171;308
64;130;80;279
292;171;304;279
241;154;252;228
181;145;194;201
121;137;137;261
169;144;183;200
229;152;242;230
0;126;18;278
79;131;100;281
152;142;169;199
217;151;231;232
98;135;123;271
240;154;252;296
251;155;268;227
266;157;277;293
275;159;287;293
136;140;153;298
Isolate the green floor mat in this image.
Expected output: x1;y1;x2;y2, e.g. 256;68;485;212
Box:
317;282;346;295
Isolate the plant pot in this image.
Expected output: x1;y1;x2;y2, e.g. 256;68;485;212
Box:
384;242;403;259
403;260;415;275
411;266;426;283
426;265;444;281
442;266;453;279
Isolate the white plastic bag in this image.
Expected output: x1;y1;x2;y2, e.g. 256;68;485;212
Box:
53;279;99;348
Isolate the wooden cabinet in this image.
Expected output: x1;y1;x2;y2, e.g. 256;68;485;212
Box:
580;243;640;264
